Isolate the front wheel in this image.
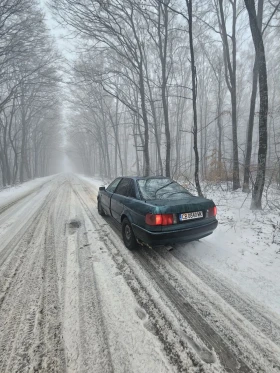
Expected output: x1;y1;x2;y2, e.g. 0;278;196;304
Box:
97;199;105;216
122;218;137;250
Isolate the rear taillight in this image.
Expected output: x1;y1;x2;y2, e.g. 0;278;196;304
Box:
145;213;162;225
161;214;173;225
145;213;175;226
206;206;217;217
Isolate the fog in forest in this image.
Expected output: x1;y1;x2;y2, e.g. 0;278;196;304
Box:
1;0;280;210
2;3;280;371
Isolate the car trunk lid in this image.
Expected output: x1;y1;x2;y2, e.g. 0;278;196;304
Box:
148;195;215;214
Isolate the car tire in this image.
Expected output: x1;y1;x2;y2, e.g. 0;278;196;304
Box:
97;199;105;216
122;218;137;250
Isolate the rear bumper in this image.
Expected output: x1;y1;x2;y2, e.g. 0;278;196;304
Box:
132;219;218;245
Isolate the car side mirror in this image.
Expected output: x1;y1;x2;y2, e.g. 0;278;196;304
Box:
99;186;106;191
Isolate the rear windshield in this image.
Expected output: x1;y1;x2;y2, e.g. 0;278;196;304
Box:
137;178;192;200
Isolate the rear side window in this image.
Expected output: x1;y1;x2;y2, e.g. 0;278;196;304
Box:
137;178;192;200
114;178;131;196
127;180;136;199
106;178;121;193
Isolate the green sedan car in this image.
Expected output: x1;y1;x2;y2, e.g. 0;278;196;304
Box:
97;176;218;249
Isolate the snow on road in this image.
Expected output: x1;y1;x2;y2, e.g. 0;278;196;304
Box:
0;174;280;373
0;175;55;210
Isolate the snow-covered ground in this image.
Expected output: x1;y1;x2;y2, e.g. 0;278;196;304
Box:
189;185;280;317
78;174;103;192
1;173;280;373
0;175;55;209
84;175;280;317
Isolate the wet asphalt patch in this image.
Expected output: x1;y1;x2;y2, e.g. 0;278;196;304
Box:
68;219;81;234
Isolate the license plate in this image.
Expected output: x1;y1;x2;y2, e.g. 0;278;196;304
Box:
179;211;203;221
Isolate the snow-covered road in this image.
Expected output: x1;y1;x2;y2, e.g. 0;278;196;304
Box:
0;174;279;373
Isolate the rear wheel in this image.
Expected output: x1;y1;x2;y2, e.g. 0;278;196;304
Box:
97;199;105;216
122;218;137;250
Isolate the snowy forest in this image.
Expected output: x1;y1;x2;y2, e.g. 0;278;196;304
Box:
0;0;62;185
1;2;280;371
1;0;280;210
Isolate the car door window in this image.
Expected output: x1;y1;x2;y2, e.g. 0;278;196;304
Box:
114;178;131;196
127;180;136;199
106;178;122;193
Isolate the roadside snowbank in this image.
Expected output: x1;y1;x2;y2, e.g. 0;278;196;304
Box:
78;174;103;192
179;185;280;317
0;175;55;208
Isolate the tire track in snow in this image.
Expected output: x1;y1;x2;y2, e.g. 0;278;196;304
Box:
133;248;253;373
135;246;280;373
0;185;60;311
0;178;52;216
0;189;53;269
63;187;114;373
0;178;68;310
0;178;68;373
170;246;280;347
0;176;64;269
29;184;67;373
70;187;123;373
53;179;115;373
0;215;48;372
76;228;115;373
63;223;81;372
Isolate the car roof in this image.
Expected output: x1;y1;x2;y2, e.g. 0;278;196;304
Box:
120;176;171;181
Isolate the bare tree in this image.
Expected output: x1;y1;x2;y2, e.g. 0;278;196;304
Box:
0;1;62;186
51;0;152;175
185;0;203;196
244;0;268;209
216;0;241;190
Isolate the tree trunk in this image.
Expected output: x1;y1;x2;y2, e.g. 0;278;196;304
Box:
114;102;118;177
244;0;268;210
186;0;203;196
139;64;150;176
158;1;171;177
243;0;264;192
217;78;223;178
145;63;163;176
20;121;26;183
218;0;240;190
132;115;140;175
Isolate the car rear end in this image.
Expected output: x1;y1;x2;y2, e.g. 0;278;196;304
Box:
132;197;218;246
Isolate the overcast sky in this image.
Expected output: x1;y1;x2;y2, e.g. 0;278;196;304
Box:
40;0;74;58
